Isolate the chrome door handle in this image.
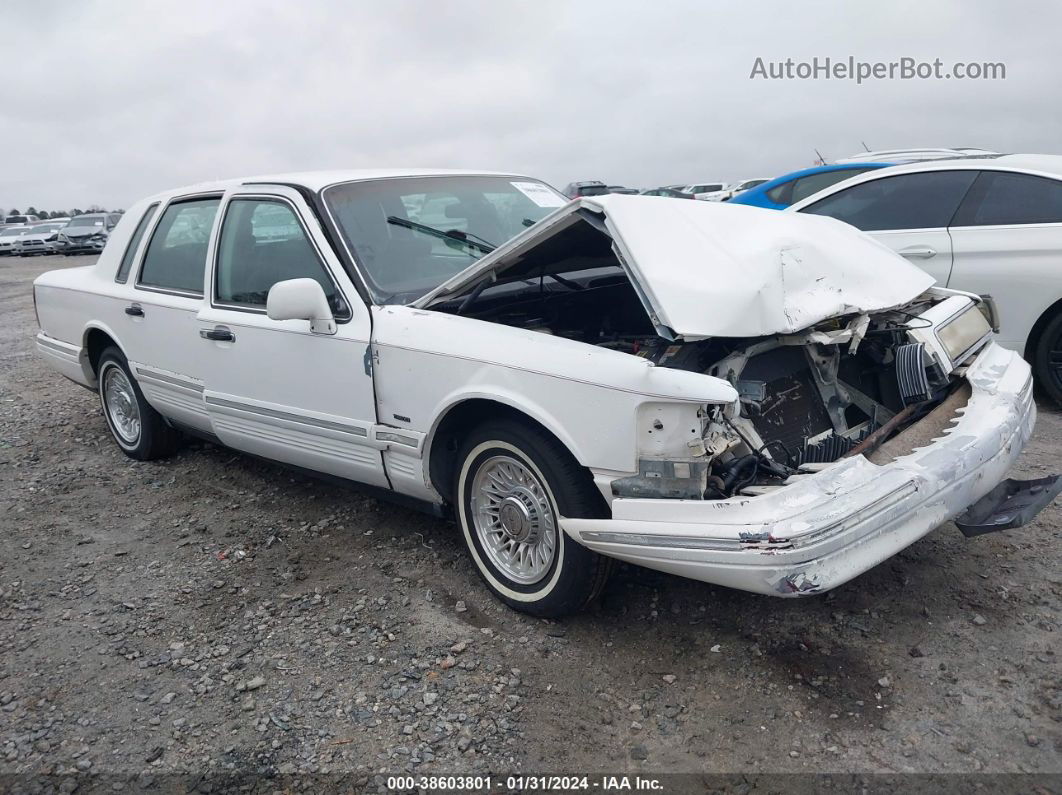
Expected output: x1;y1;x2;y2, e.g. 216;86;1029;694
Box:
200;326;235;342
897;246;936;259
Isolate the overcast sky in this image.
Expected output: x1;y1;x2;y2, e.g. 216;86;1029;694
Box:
2;0;1060;210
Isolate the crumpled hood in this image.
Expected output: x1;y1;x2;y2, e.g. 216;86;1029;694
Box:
595;195;934;338
419;194;934;339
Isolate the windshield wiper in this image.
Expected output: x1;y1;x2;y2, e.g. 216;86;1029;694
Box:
386;216;495;254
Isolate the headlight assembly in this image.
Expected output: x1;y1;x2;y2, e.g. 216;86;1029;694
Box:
936;303;993;365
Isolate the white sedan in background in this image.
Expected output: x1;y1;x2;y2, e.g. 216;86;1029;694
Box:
788;154;1062;403
684;182;730;201
32;170;1058;616
0;226;28;255
12;222;67;256
725;177;771;200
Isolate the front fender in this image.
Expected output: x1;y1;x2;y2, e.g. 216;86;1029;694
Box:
371;306;736;475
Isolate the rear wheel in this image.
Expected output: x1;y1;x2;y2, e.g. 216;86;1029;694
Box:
1034;311;1062;405
454;419;611;617
98;347;181;460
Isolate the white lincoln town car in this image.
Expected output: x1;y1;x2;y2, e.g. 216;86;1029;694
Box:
33;170;1059;616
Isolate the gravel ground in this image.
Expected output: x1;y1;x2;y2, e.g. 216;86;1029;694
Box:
1;255;1060;788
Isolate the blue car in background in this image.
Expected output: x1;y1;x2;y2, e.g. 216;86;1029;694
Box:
728;162;896;209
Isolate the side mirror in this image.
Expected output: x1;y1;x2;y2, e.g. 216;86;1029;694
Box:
266;278;336;335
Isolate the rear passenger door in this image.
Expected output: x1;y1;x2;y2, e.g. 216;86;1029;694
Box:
798;170;978;286
196;187;388;487
126;195;221;434
947;170;1062;352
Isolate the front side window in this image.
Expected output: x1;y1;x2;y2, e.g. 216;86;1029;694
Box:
115;203;159;283
214;198;347;315
138;197;220;294
952;171;1062;226
323;175;567;304
801;170;977;231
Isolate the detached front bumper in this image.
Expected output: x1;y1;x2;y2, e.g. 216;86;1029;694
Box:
562;342;1043;597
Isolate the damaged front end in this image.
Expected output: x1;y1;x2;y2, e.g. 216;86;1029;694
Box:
615;290;999;503
423;195;1057;595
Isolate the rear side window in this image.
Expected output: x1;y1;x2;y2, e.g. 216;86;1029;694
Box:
138;197;220;294
115;203;159;283
952;171;1062;226
801;170;977;231
214;198;347;315
789;167;878;204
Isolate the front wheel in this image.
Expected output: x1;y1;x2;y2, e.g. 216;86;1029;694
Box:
454;419;612;617
1034;311;1062;405
98;347;181;460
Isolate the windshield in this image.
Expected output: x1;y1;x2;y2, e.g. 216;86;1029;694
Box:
30;224;62;234
0;228;26;237
323;175;567;304
68;215;105;227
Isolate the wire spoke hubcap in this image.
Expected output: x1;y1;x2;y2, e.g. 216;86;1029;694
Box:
103;366;141;445
470;454;557;585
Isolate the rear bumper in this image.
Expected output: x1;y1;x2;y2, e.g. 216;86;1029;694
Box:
36;332;92;388
562;342;1041;596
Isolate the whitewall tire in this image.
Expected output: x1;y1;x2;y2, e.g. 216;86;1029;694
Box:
97;347;180;461
454;419;612;617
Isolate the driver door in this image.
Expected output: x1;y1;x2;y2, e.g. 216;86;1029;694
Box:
195;186;388;488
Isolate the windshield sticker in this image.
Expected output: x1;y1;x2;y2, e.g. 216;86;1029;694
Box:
511;181;567;208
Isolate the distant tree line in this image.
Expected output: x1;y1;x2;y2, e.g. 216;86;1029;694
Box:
1;205;124;219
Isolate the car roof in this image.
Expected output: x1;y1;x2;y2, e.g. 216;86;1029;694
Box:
784;153;1062;213
144;169;534;203
139;167;539;202
750;162;893;191
834;147;999;164
857;153;1062;178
